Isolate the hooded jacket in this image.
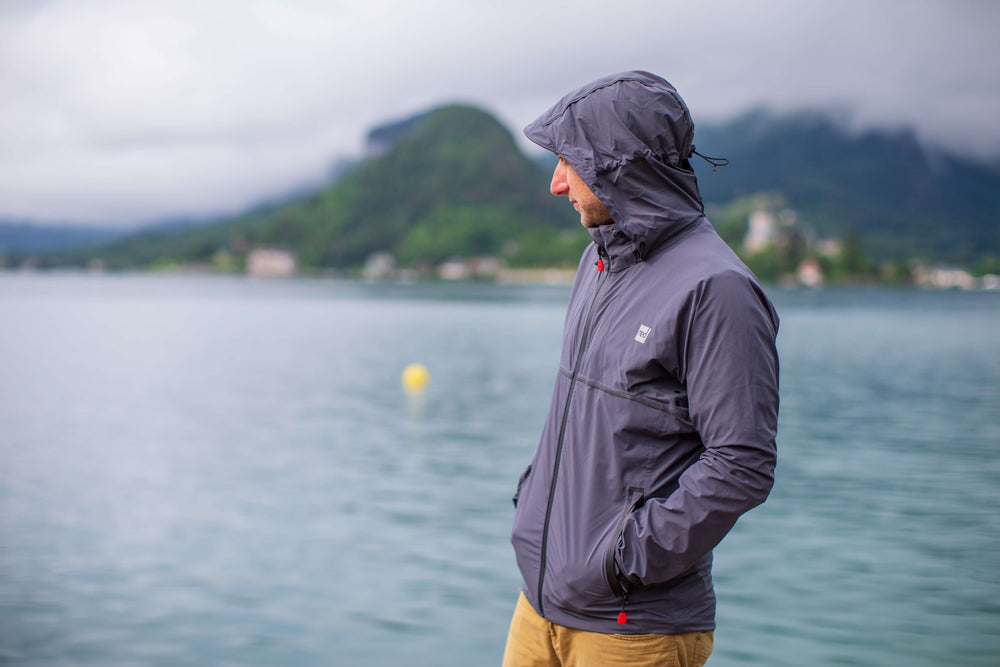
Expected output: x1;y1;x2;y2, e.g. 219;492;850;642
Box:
511;71;779;634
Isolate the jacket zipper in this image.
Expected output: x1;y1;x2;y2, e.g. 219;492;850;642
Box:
536;248;609;618
605;486;644;624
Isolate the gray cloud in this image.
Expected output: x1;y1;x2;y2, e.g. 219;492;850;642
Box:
1;0;998;226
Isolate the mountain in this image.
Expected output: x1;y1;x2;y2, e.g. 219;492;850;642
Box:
307;103;581;267
44;104;584;271
691;109;1000;263
0;221;125;254
36;104;1000;273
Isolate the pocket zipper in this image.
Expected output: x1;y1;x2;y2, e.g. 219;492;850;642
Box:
604;486;644;624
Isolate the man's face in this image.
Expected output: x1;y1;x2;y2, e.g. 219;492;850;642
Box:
550;156;613;228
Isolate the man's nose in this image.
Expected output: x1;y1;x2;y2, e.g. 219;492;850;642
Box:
550;162;569;196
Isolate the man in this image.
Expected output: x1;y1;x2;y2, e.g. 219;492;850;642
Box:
503;71;779;666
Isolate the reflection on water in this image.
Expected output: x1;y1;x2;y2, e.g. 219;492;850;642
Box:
1;275;998;665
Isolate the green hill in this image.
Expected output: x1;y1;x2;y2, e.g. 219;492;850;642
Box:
47;105;585;272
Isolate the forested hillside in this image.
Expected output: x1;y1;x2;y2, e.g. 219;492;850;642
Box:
693;110;1000;263
35;104;1000;276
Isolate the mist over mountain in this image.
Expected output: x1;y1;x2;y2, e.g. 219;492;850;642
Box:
692;109;1000;262
25;103;1000;273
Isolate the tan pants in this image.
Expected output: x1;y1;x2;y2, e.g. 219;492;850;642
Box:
501;591;713;667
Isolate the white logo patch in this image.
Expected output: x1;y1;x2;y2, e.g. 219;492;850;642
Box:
634;324;652;344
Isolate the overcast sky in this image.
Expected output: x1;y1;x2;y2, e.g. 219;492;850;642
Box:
2;0;998;227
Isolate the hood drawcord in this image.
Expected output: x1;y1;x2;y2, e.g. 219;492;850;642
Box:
690;145;729;172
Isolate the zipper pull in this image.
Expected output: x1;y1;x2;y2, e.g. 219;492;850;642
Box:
596;258;605;272
617;590;629;625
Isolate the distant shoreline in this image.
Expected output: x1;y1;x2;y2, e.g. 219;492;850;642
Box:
4;266;1000;293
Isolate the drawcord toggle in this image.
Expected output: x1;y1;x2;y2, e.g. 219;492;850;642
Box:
689;145;729;172
596;258;605;272
617;590;630;625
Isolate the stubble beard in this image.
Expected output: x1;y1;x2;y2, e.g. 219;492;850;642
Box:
579;202;613;228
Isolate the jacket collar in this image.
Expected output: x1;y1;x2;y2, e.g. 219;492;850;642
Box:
589;214;703;273
590;223;642;272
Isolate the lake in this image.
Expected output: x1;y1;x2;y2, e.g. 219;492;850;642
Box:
1;274;998;665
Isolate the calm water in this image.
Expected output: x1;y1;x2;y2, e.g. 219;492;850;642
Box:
1;274;998;666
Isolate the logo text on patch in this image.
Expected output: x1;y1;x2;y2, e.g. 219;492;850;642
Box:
634;324;652;344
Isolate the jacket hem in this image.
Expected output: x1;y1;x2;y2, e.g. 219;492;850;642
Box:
541;604;716;636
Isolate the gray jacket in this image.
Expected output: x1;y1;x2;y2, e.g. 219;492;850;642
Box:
511;71;780;634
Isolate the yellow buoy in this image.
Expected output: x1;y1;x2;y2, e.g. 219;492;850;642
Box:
401;363;430;392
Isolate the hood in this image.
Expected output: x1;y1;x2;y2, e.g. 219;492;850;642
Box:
524;71;706;261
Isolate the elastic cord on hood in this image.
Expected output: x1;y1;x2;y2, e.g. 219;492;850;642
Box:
690;145;729;171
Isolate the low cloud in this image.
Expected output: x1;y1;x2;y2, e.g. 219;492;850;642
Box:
2;0;997;226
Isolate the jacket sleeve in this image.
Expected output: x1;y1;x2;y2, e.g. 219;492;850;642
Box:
616;269;779;586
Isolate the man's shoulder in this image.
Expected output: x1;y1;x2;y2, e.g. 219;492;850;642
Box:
646;225;756;288
642;234;775;325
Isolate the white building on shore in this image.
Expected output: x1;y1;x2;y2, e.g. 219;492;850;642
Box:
247;247;297;277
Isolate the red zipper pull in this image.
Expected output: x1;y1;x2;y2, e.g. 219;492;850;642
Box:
617;589;629;625
597;258;605;272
